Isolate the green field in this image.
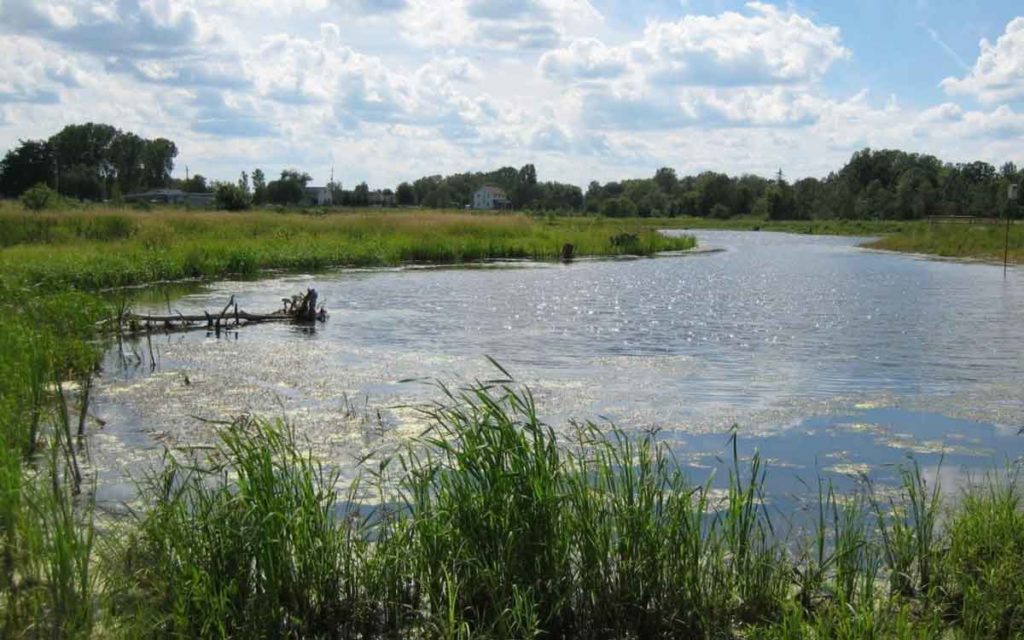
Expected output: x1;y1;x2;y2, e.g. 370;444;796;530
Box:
2;202;1024;637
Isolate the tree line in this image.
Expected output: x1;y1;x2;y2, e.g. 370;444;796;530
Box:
2;123;1021;219
0;123;177;201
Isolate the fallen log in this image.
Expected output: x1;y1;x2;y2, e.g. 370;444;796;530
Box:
119;288;327;334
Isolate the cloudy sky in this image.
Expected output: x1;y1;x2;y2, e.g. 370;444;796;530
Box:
1;0;1022;188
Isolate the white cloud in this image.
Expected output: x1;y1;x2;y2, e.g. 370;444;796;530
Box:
401;0;601;49
0;36;88;103
0;0;209;57
539;38;630;81
941;17;1024;104
639;2;849;86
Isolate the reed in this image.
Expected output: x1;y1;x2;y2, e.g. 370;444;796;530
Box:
101;375;1024;638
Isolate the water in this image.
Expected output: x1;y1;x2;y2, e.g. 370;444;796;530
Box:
91;230;1024;509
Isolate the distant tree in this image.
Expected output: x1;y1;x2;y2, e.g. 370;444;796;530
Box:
252;168;267;205
352;182;370;206
182;174;210;193
600;197;637;217
215;183;251;211
328;180;344;205
266;169;311;205
396;181;415;205
238;171;250;195
654;167;678;193
0;139;53;197
142;138;178;189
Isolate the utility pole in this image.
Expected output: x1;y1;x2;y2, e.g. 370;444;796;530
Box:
1007;183;1018;277
185;165;190;183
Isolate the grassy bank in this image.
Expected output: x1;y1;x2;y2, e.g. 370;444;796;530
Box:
650;215;920;237
864;222;1024;264
651;215;1024;265
0;204;695;291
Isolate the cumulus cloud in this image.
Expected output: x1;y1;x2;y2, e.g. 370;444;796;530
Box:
0;0;208;58
402;0;600;49
639;2;849;86
539;38;630;81
941;17;1024;104
0;36;87;103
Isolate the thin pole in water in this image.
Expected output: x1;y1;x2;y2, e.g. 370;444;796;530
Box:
1008;183;1019;278
1007;209;1012;278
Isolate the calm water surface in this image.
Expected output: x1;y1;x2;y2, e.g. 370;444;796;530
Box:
92;231;1024;507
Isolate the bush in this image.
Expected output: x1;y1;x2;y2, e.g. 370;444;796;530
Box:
214;183;251;211
600;196;638;217
20;183;58;211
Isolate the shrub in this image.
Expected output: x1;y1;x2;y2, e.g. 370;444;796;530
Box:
600;196;638;217
214;183;251;211
20;183;58;211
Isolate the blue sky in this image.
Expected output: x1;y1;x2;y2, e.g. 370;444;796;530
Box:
1;0;1022;188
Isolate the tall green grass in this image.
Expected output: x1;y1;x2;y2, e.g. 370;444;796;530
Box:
866;223;1024;264
0;206;696;291
101;376;1024;638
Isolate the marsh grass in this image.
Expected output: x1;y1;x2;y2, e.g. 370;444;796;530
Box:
866;223;1024;264
99;376;1024;639
0;205;696;291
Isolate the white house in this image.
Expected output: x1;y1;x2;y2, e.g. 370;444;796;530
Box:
303;186;333;206
472;185;511;210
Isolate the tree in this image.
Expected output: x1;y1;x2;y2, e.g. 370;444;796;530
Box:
600;197;637;217
181;174;210;193
238;171;250;195
328;180;344;205
0;140;53;197
141;138;177;189
654;167;678;193
266;169;311;205
352;182;370;206
396;182;415;205
252;169;267;205
215;183;251;211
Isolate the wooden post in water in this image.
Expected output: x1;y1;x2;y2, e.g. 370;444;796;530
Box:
1009;183;1019;278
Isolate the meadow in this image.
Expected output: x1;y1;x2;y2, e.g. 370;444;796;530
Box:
1;201;1024;637
0;203;694;291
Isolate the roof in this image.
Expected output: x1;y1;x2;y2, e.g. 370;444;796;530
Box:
125;188;185;197
475;185;508;197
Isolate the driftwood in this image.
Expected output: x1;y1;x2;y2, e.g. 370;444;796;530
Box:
119;288;327;334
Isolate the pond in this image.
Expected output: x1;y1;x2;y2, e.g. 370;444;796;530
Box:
91;230;1024;512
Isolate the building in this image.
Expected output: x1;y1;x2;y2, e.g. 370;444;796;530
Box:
472;185;511;210
123;189;214;206
368;190;397;207
124;188;186;204
303;186;333;206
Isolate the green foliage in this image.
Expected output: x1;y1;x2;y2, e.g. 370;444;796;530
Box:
267;169;312;205
214;182;252;211
20;182;58;211
0;206;696;290
1;123;178;200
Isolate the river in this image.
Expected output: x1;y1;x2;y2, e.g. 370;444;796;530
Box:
91;230;1024;511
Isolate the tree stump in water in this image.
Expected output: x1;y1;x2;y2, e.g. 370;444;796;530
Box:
117;288;327;334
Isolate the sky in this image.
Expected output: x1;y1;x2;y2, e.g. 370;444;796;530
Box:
0;0;1022;188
